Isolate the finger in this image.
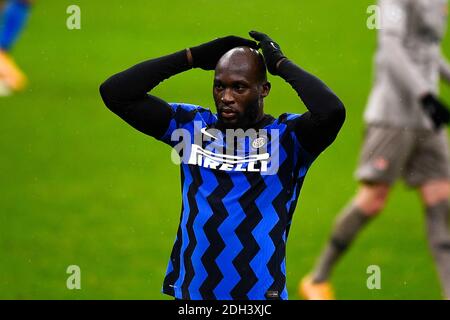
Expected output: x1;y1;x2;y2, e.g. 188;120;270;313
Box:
248;30;267;41
224;36;257;48
228;37;258;49
248;30;262;41
238;39;258;49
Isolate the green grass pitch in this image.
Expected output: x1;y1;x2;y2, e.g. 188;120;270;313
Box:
1;0;449;299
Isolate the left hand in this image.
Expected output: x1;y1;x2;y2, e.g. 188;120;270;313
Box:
249;31;286;75
421;94;450;130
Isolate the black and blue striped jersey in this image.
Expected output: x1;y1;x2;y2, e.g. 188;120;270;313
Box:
159;103;315;300
99;48;345;301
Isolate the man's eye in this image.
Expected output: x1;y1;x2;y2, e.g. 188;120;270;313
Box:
214;84;223;89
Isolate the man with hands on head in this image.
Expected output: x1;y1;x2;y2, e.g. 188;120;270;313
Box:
100;31;345;300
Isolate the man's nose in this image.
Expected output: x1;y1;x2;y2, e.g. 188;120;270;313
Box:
221;88;235;105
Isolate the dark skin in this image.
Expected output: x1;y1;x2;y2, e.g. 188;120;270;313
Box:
212;47;271;129
199;47;272;129
186;46;286;129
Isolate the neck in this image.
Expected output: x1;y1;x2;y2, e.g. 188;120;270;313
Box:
215;113;270;131
248;112;265;128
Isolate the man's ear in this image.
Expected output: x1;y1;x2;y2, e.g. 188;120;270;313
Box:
261;81;271;98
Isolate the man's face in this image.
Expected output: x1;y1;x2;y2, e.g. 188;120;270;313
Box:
213;48;270;129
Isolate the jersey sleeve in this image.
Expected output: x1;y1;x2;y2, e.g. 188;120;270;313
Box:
280;113;318;177
275;59;345;157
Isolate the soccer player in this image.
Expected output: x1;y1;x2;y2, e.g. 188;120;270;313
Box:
300;0;450;300
100;31;345;300
0;0;33;96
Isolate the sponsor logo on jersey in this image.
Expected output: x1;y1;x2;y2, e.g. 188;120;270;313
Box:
171;121;280;174
187;144;270;172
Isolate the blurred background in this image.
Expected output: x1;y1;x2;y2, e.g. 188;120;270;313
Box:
0;0;449;299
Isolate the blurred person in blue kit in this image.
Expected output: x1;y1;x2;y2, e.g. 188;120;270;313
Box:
301;0;450;300
0;0;33;96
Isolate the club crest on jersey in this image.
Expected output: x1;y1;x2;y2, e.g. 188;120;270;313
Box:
252;137;266;149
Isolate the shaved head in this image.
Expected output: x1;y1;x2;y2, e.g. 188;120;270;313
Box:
215;47;267;84
213;46;271;129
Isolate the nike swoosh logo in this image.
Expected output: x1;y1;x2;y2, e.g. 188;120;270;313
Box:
200;127;217;140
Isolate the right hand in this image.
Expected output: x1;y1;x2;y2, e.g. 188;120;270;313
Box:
189;36;257;70
421;94;450;130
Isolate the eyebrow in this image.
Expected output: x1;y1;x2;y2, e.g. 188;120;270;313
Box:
214;78;251;86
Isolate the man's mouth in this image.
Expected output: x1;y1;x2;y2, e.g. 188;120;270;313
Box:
220;107;238;119
221;111;237;119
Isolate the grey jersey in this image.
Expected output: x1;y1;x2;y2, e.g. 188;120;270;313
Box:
364;0;450;129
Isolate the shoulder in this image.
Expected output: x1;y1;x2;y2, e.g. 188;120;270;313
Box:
271;112;304;130
168;103;217;126
272;113;316;166
269;113;305;146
